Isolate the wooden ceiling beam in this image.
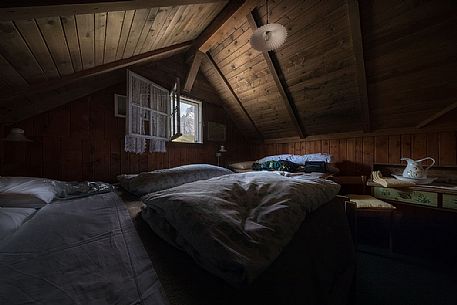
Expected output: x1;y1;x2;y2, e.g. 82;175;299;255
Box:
0;0;227;21
0;41;191;103
192;0;259;53
416;101;457;128
205;52;263;139
346;0;371;132
247;10;306;139
183;51;204;93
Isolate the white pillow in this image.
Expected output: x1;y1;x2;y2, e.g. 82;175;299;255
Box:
0;207;37;241
257;153;334;164
229;161;255;170
0;177;60;203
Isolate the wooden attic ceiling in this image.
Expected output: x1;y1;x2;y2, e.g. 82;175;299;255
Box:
0;0;229;122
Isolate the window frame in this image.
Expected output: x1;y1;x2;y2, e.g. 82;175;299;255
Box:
171;96;203;144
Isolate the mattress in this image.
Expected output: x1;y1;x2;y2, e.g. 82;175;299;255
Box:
0;192;169;305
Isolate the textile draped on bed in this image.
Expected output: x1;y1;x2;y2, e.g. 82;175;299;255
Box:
141;172;340;286
0;192;168;305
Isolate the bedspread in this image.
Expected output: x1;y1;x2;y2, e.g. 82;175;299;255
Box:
0;192;168;305
141;172;340;286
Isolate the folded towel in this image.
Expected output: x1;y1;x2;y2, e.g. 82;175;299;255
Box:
372;171;415;188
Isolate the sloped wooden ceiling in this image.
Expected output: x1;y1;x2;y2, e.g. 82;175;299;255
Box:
200;0;365;139
0;0;228;122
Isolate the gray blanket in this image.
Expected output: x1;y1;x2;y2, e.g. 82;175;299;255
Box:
0;192;168;305
142;172;340;286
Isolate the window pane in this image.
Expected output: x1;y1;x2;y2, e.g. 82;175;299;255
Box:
174;101;196;143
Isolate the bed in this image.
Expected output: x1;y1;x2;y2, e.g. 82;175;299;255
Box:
119;166;356;305
0;191;169;305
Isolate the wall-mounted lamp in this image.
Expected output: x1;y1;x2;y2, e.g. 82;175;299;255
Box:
216;145;227;166
1;128;32;142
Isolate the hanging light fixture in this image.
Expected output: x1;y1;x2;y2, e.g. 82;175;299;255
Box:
250;0;287;52
1;128;32;142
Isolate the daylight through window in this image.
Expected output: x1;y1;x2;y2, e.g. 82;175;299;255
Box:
172;97;202;143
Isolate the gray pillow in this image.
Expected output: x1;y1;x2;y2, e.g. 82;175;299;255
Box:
118;164;233;196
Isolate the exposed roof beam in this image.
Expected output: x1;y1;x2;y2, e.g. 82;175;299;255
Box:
416;101;457;128
247;10;306;139
205;52;262;139
192;0;259;53
0;70;124;123
183;51;204;93
0;41;190;103
0;0;227;21
346;0;371;132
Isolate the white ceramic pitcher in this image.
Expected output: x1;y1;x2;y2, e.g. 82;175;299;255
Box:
401;157;435;179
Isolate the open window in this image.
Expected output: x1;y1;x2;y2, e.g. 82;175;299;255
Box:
171;96;203;144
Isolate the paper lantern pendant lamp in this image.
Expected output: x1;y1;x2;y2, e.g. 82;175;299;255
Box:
250;23;287;52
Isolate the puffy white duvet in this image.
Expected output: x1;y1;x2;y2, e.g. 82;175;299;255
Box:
141;172;340;286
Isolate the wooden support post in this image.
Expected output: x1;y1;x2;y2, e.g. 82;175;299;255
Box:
247;10;306;138
205;52;262;139
346;0;371;132
183;51;204;93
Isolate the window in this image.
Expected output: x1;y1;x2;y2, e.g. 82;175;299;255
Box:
171;97;203;143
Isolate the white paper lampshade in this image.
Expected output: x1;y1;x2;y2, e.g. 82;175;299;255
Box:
250;23;287;52
2;128;32;142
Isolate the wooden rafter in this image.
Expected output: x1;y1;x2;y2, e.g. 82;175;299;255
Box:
0;0;227;21
0;41;191;103
205;52;262;138
416;101;457;128
0;70;125;123
192;0;259;53
346;0;371;132
247;10;306;139
183;51;204;93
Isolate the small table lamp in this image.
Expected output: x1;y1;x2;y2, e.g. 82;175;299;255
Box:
216;145;227;166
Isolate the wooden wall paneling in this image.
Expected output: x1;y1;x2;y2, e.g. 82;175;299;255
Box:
0;53;28;87
346;138;356;162
14;19;60;79
110;138;121;178
35;17;74;76
122;9;150;58
61;138;83;181
161;5;194;48
412;133;427;161
401;134;411;159
76;14;95;69
0;21;46;83
321;139;330;154
362;136;374;169
388;135;401;164
156;6;189;49
439;132;457;166
43;136;61;179
426;133;439;166
27;138;44;177
133;8;159;56
94;12;107;66
81;139;94;180
61;15;84;72
375;135;388;163
104;11;125;63
329;139;340;162
129;153;139;174
115;10;135;60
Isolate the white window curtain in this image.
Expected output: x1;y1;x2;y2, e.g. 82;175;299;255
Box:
125;70;170;153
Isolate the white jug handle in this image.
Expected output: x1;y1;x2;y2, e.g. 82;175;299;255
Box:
417;157;435;170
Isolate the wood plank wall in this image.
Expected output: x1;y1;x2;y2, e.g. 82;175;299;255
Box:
250;131;457;175
0;55;251;181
